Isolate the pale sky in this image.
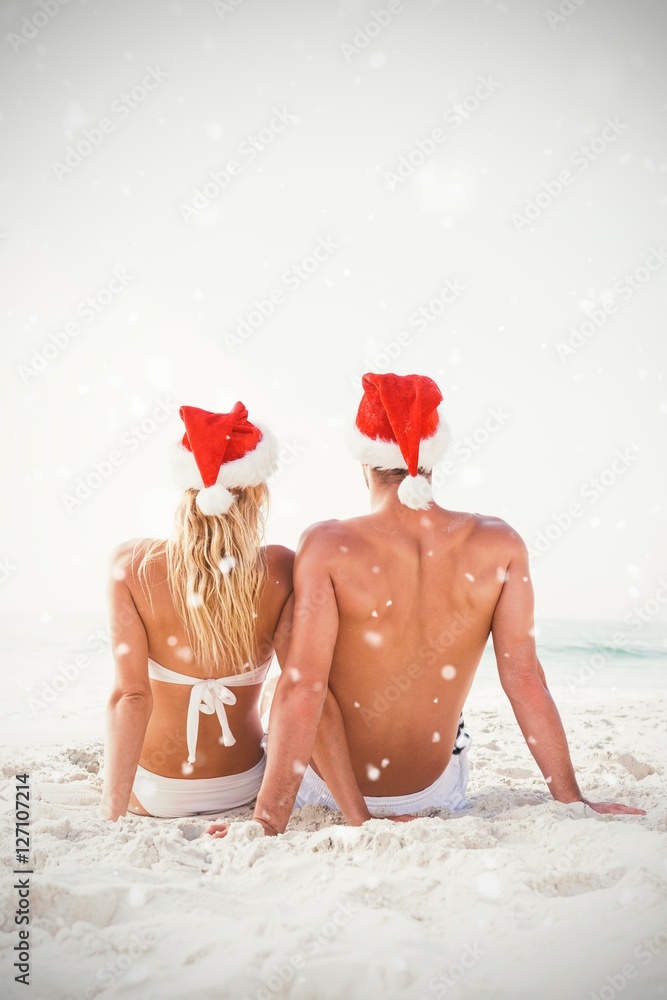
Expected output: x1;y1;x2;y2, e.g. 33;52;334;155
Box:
1;0;666;622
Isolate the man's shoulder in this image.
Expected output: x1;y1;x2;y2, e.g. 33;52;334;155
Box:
298;518;345;548
297;517;366;557
463;512;526;553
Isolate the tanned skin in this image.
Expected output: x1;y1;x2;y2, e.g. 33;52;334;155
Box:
208;468;645;838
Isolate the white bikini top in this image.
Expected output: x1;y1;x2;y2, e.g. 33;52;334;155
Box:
147;658;271;764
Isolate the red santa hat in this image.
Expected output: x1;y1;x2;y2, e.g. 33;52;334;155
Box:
351;372;451;510
171;402;278;515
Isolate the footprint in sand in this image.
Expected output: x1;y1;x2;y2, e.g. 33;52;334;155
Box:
615;752;657;781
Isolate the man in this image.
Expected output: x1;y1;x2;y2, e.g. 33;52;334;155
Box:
209;372;644;837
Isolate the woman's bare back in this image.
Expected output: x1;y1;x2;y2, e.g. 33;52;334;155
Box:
113;540;293;803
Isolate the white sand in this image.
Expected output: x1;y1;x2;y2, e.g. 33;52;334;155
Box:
1;676;666;1000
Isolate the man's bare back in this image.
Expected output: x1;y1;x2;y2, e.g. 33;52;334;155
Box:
305;505;514;797
247;470;644;836
243;371;645;837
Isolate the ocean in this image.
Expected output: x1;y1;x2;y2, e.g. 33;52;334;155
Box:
0;613;665;747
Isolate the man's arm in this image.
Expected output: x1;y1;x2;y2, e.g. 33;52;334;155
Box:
101;544;153;821
270;560;370;825
492;531;645;816
251;527;338;834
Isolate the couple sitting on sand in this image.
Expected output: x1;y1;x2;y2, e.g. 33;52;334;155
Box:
101;372;644;832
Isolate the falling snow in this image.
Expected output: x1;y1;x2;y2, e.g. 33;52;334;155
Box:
364;631;383;647
366;764;381;781
441;665;456;680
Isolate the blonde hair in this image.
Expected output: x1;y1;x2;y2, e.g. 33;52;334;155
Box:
139;485;269;673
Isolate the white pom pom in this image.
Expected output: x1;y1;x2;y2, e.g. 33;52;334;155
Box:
397;474;432;510
196;484;235;516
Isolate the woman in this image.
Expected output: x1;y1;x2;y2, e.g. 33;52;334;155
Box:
101;401;293;820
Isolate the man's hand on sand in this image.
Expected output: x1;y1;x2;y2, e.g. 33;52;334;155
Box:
582;799;646;816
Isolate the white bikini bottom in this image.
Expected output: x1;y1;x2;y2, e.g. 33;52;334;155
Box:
295;742;471;815
132;754;266;819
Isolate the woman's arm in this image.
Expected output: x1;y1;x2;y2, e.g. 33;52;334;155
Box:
310;693;371;826
101;543;153;821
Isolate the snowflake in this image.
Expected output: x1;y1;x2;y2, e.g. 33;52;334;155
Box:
364;631;383;647
218;555;236;575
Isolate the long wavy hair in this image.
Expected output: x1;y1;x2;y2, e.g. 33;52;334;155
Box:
139;484;269;674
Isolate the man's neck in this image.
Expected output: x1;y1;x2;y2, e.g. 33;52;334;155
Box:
368;485;434;517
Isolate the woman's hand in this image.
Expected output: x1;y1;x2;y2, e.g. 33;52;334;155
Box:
204;818;276;838
205;822;231;838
